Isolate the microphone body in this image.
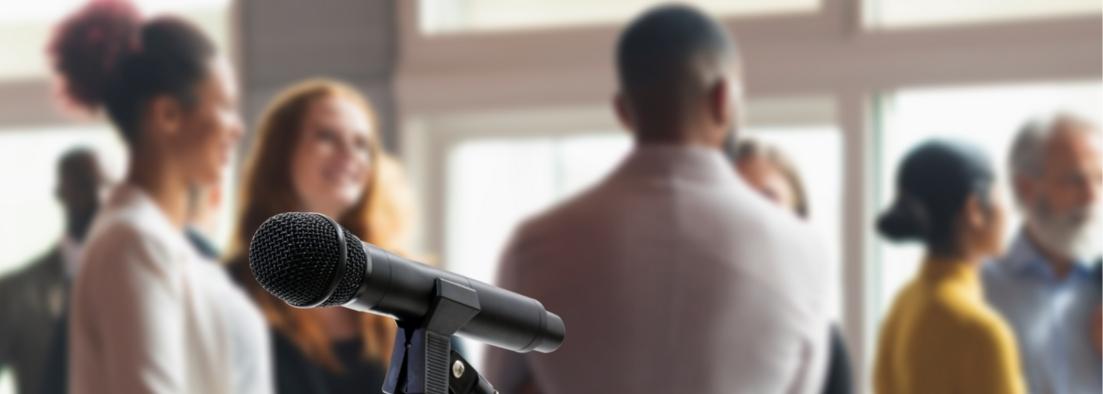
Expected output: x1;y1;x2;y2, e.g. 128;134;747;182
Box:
249;212;564;354
351;243;563;353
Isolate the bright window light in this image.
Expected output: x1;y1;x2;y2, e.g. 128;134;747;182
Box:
869;0;1101;28
0;0;231;81
421;0;819;34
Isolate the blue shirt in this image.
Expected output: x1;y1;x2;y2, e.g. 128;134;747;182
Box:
983;232;1102;394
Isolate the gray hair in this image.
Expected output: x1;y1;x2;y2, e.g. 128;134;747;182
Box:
1009;113;1099;181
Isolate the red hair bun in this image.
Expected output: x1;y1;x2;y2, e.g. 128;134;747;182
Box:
48;0;142;111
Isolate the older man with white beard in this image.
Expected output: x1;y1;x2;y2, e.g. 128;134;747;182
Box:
983;113;1103;394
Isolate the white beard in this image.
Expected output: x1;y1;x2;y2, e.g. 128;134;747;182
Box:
1027;201;1103;263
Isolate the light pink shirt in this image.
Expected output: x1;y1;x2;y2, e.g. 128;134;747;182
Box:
485;145;834;394
69;185;272;394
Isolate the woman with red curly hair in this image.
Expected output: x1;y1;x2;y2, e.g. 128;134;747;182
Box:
50;2;272;393
226;79;415;394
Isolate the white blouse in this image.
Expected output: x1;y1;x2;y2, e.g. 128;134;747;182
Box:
69;185;272;394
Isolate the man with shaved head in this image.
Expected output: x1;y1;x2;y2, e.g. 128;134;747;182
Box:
984;114;1103;394
484;5;835;393
613;3;741;147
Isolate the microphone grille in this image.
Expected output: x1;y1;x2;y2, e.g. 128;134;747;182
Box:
249;212;366;307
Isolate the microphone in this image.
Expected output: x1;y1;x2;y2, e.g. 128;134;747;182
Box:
248;212;565;354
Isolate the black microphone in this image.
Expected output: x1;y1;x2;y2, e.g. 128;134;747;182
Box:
248;212;565;354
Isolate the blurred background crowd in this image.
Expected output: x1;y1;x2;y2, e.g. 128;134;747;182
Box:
0;1;1099;393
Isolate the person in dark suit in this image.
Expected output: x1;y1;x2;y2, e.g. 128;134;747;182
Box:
0;148;106;394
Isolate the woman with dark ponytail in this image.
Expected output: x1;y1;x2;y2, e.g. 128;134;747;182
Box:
872;140;1023;393
50;2;272;393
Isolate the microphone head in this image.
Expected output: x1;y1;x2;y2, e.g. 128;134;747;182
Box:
249;212;367;307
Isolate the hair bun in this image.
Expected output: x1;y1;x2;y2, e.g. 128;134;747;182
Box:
876;194;930;242
49;0;142;111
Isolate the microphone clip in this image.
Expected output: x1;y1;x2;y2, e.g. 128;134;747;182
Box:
383;278;497;394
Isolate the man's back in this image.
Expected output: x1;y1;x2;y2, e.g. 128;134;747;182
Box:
486;146;833;394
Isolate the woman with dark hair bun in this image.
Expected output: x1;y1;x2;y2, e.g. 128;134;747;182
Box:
51;1;272;393
872;140;1023;394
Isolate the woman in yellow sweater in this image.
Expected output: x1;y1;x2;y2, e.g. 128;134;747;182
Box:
873;140;1025;394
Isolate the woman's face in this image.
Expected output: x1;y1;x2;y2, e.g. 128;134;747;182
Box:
291;95;374;218
736;156;798;215
171;57;243;187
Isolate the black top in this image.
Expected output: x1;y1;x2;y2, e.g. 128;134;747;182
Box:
821;326;854;394
272;331;388;394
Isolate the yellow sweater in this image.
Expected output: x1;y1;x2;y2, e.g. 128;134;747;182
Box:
873;261;1025;394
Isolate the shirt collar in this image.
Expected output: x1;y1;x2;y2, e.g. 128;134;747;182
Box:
1004;230;1094;279
920;259;982;298
107;183;196;258
610;143;736;184
60;235;82;278
1004;231;1049;275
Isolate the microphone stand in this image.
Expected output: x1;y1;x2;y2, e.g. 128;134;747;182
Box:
383;278;497;394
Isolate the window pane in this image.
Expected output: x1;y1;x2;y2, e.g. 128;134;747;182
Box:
0;0;231;81
0;126;128;276
869;0;1101;28
421;0;818;34
447;137;560;284
872;81;1103;351
444;132;630;369
445;133;631;285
